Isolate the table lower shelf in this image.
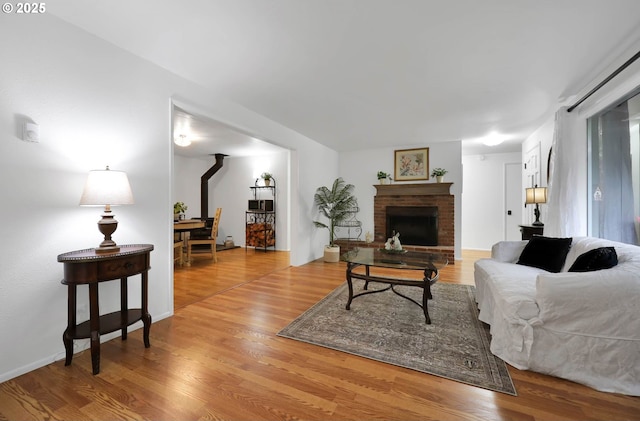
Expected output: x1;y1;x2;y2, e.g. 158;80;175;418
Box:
70;309;143;339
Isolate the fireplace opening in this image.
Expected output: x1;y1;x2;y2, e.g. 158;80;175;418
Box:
386;206;438;246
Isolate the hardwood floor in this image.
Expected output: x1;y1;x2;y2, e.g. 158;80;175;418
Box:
1;248;638;420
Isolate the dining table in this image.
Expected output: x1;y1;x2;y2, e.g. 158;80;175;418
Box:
173;219;205;243
173;219;205;232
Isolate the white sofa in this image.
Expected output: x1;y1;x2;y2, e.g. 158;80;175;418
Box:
474;236;640;395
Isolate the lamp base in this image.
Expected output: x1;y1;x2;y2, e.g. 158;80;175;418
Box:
96;209;120;254
531;204;544;226
95;244;121;254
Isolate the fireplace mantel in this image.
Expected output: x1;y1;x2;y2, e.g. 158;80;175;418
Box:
374;182;453;196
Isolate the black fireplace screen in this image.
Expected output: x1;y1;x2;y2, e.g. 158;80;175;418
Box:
385;206;438;246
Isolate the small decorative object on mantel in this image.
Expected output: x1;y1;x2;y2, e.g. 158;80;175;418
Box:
383;230;404;252
365;231;373;243
174;201;188;221
261;172;273;186
377;171;392;184
431;167;448;183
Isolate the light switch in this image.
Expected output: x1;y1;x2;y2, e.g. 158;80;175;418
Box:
22;122;39;142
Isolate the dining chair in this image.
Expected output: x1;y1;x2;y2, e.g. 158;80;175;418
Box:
173;239;184;266
186;207;222;264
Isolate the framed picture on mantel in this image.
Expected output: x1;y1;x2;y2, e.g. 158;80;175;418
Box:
394;147;429;181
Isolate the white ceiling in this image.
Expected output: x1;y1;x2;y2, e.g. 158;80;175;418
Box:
51;0;640;157
172;106;284;159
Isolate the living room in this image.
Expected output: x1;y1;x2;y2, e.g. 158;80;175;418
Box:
1;2;640;419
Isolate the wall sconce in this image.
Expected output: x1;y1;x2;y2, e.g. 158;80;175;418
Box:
525;184;547;226
174;134;191;147
79;166;134;253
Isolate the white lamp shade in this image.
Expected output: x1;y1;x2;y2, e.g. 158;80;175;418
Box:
79;167;134;206
525;186;547;205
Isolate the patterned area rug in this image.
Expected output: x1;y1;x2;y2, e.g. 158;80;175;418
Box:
278;282;517;395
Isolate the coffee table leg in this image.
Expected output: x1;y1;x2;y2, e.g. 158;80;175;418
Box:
423;283;431;324
346;263;354;310
422;267;437;324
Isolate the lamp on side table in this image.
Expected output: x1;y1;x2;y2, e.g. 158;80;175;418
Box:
79;166;134;253
525;185;547;226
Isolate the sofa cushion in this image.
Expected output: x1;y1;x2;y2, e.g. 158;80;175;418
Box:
568;247;618;272
516;235;572;273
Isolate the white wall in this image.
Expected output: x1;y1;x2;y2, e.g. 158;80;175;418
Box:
339;141;463;260
0;14;334;382
462;152;522;250
214;153;290;249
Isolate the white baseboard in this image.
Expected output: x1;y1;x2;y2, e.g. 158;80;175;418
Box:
0;311;173;383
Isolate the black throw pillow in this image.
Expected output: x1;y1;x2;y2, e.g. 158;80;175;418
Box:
568;247;618;272
516;235;572;273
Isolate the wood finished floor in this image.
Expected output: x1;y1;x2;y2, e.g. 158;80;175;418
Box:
1;248;639;420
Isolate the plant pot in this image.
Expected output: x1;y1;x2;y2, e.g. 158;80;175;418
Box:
379;178;389;184
323;245;341;263
436;175;444;183
264;179;271;186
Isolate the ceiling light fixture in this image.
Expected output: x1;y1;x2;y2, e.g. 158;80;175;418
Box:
174;134;191;147
481;132;506;146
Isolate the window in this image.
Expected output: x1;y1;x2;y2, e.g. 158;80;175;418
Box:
587;89;640;245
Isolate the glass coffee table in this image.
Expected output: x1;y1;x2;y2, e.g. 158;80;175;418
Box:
341;248;448;324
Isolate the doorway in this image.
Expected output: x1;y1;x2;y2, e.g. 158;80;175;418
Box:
170;101;292;309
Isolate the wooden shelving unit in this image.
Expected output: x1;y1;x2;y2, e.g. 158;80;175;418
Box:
246;180;276;251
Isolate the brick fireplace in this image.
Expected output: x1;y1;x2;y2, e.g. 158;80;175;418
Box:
335;182;455;263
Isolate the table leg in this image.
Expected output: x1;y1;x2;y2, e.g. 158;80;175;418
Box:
63;285;76;366
120;277;128;340
141;270;151;348
88;283;101;375
422;281;431;325
345;263;354;310
422;266;437;325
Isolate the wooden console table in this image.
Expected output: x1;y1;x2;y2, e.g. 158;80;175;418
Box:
57;244;154;374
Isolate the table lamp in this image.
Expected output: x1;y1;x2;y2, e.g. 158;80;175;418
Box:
525;184;547;226
80;166;134;253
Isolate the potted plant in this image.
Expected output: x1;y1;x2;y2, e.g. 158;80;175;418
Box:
261;172;273;186
313;177;358;262
431;168;448;183
174;201;188;221
377;171;392;184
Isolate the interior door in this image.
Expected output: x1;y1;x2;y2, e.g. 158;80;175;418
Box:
505;162;522;240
